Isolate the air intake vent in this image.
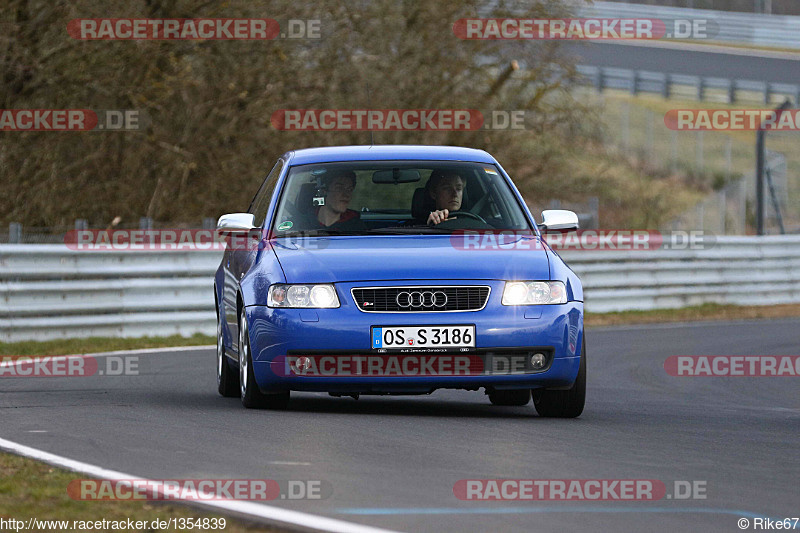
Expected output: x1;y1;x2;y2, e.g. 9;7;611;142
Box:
352;286;490;312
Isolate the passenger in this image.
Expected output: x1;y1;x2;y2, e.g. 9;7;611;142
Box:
310;170;366;230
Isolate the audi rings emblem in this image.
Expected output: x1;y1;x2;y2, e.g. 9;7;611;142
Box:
396;290;448;308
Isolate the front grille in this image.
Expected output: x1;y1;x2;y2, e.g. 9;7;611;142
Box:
352;286;490;312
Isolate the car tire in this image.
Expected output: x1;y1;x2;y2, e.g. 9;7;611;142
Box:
239;308;290;409
488;389;531;406
532;337;586;418
217;313;239;397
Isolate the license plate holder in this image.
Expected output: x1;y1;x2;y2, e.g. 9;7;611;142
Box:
371;325;475;350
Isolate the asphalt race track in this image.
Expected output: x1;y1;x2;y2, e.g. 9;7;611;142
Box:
563;42;800;85
1;318;798;533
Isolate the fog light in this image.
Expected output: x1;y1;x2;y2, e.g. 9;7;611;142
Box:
530;353;547;370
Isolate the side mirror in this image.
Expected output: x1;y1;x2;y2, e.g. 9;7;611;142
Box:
216;213;256;233
539;210;579;231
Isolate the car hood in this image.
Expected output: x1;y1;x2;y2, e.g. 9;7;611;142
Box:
271;235;551;283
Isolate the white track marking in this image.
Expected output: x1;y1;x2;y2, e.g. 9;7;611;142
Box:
0;437;401;533
0;345;214;368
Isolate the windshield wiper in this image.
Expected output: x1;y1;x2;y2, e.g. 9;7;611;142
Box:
274;229;356;237
366;226;453;234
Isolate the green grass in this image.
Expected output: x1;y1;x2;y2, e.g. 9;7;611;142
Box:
0;334;214;357
0;452;284;532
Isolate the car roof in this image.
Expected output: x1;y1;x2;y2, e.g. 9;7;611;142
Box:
283;145;497;165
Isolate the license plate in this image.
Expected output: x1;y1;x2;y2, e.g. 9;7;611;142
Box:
371;325;475;349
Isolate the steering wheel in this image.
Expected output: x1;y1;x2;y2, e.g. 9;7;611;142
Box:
447;210;487;224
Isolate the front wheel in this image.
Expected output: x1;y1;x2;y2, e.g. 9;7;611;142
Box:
532;338;586;418
216;313;239;397
239;308;290;409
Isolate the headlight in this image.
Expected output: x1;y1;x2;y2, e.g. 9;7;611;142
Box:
502;281;567;305
268;284;340;308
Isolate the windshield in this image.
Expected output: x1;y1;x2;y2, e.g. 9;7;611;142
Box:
270;160;533;236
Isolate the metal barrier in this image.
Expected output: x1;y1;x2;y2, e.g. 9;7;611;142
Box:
578;1;800;49
561;235;800;312
1;237;799;341
0;246;220;342
576;65;800;104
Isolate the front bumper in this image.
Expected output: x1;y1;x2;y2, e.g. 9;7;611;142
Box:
244;280;583;394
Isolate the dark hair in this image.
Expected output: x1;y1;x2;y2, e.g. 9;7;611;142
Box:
323;169;357;187
427;169;464;191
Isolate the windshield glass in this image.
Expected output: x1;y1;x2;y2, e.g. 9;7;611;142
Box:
270;160;533;235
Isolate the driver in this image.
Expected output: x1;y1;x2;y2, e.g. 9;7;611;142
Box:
426;170;464;225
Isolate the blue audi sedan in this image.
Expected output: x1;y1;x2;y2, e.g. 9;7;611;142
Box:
214;145;585;417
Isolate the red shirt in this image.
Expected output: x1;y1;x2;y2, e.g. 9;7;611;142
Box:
314;207;359;227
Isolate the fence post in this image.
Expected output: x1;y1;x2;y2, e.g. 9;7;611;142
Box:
696;202;704;231
589;197;599;229
621;102;630;151
139;217;153;230
725;137;732;181
727;80;736;104
697;77;705;101
202;217;216;230
738;177;747;235
75;219;88;231
9;222;22;244
630;70;638;96
671;129;678;172
696;131;704;170
595;67;604;94
662;73;671;99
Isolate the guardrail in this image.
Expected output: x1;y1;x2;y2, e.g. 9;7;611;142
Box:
578;1;800;49
1;237;799;341
561;235;800;312
0;246;220;342
576;65;800;104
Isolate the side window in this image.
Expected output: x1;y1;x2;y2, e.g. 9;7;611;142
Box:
249;160;284;227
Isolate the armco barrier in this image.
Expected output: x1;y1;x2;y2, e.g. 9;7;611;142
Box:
560;235;800;312
478;0;800;49
1;236;799;341
577;1;800;49
0;246;221;342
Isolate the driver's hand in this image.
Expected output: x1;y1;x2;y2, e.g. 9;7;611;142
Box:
427;209;450;225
